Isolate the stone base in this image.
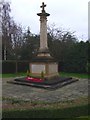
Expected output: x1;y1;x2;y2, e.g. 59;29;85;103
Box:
30;62;58;77
30;50;58;78
8;76;79;90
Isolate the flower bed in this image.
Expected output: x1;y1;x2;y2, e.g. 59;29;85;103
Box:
26;77;43;83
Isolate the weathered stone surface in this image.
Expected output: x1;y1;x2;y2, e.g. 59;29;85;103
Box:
31;64;45;73
2;78;88;102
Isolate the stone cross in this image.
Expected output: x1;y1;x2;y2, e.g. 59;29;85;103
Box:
40;2;46;12
37;2;50;56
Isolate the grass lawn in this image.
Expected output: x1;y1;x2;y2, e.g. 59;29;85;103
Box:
2;97;89;118
2;72;26;78
2;104;89;118
1;72;89;79
60;72;89;79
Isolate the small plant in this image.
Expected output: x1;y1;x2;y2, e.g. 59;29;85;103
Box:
41;71;44;79
27;70;31;77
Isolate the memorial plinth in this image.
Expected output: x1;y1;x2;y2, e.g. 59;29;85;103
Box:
30;59;58;77
30;2;58;77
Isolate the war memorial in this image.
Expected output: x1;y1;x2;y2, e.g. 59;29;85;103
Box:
8;2;78;89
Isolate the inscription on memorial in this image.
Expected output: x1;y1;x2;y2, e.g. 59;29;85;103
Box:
31;64;45;73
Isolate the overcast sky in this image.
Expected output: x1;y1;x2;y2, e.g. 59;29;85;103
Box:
9;0;89;41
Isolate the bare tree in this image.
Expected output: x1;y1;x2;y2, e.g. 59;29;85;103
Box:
11;21;23;60
1;1;12;60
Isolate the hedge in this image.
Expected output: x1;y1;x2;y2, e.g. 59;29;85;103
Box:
2;60;87;74
2;60;30;74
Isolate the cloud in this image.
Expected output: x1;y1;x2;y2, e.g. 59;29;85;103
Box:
10;0;88;41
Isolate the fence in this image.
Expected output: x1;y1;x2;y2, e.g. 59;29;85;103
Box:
2;60;30;74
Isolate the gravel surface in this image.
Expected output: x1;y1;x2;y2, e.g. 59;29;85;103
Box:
2;78;88;102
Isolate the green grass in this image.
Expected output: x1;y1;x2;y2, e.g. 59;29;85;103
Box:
1;72;89;79
2;104;89;118
78;116;90;118
0;74;2;78
60;72;89;79
3;97;88;118
2;72;26;78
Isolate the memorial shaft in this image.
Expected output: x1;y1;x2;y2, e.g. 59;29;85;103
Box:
37;2;50;51
40;15;47;49
29;2;58;78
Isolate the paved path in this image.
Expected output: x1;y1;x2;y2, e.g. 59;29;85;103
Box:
2;78;88;102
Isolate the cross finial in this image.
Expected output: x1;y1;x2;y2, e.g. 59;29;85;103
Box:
40;2;46;12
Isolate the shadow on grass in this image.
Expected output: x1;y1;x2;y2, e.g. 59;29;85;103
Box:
2;104;89;118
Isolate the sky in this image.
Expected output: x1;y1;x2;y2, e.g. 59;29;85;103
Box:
7;0;89;41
